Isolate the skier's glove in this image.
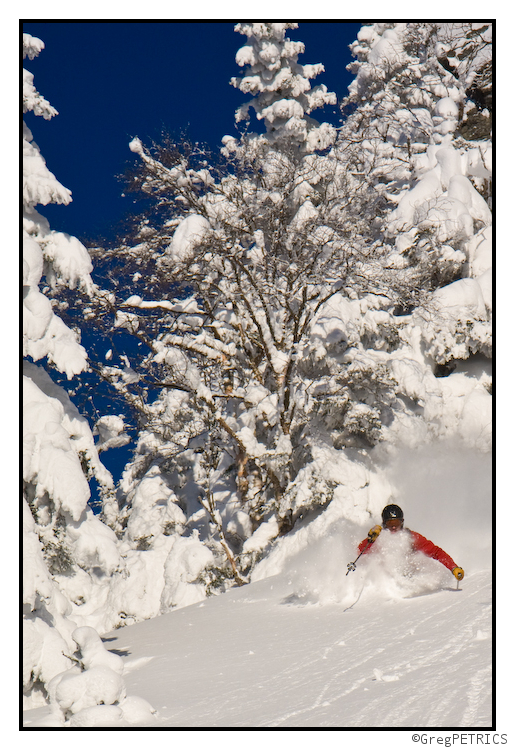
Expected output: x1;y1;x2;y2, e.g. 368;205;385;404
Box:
367;525;382;543
452;567;464;581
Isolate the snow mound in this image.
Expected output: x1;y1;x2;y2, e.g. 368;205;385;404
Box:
31;626;158;728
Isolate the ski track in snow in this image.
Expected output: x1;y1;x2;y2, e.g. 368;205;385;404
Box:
69;569;491;729
276;578;489;728
461;665;492;726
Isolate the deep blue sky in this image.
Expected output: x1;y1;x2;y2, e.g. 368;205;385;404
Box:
23;21;362;242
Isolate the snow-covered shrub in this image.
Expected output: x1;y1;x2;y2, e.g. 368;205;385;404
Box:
43;627;156;727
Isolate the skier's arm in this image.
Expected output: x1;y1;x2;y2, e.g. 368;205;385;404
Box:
358;537;374;554
410;531;459;572
358;525;381;554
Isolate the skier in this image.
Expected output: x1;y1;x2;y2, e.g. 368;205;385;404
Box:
358;504;464;581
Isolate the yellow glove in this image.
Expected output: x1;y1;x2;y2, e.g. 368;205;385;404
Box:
452;567;464;581
368;525;382;543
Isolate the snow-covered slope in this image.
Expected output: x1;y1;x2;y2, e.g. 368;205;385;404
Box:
24;560;491;728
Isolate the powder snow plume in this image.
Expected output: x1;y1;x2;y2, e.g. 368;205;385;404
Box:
382;441;492;574
253;440;490;608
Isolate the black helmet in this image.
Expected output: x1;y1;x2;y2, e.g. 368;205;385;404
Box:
382;504;404;525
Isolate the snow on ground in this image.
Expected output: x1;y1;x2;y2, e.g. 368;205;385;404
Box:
116;571;492;728
23;562;492;729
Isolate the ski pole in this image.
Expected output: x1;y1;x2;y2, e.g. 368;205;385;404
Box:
346;539;372;575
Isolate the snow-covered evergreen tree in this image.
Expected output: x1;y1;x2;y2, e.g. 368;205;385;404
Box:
230;22;336;153
23;33;122;709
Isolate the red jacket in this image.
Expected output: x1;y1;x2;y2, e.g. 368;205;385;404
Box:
358;529;457;571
